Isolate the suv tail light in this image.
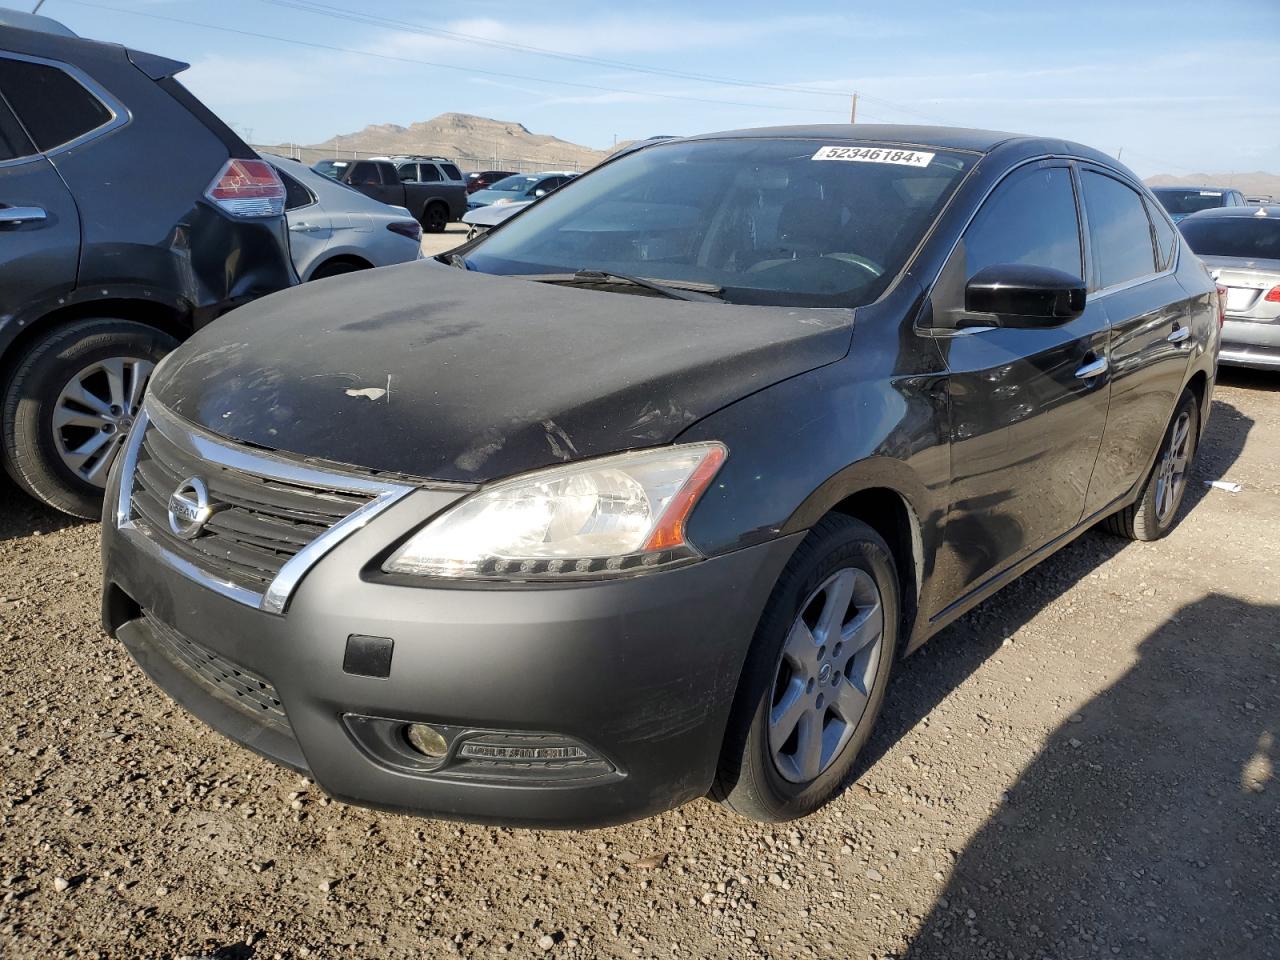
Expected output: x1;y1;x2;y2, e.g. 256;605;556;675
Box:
1216;284;1228;328
1265;285;1280;303
205;159;285;218
387;220;421;241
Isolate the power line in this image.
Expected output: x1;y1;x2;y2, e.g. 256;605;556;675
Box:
57;0;876;119
262;0;949;123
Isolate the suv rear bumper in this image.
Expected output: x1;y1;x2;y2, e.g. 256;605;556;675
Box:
101;474;800;827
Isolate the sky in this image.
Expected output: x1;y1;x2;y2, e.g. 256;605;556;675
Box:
32;0;1280;178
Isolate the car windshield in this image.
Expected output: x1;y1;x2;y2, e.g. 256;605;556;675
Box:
1179;216;1280;261
1153;189;1228;215
487;175;538;193
465;138;975;307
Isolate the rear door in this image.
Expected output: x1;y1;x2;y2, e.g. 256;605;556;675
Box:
0;58;81;333
934;160;1110;596
1078;167;1193;515
277;165;331;280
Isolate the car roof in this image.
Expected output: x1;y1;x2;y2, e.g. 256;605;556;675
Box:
1152;185;1236;193
0;8;78;36
1181;205;1280;220
675;123;1057;154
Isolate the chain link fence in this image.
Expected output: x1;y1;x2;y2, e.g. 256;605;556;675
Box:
254;143;596;174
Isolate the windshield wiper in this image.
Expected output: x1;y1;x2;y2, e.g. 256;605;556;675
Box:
526;270;725;302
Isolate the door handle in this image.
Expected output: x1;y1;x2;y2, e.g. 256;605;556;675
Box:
1167;325;1191;345
289;221;323;233
0;206;47;226
1074;356;1109;380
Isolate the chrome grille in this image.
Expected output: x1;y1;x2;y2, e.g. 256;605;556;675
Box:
130;422;370;592
117;400;415;613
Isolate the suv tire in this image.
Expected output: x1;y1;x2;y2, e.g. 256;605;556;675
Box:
422;201;448;233
2;319;177;518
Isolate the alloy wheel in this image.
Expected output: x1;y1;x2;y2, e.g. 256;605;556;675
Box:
768;567;884;784
51;356;153;488
1154;410;1193;524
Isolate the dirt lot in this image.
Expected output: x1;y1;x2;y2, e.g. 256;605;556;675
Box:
1;369;1276;960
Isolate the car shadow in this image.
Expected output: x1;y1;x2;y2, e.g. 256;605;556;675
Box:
0;474;88;543
900;593;1279;959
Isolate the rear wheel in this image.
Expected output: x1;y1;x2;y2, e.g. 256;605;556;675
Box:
2;319;177;518
1103;389;1200;541
421;202;448;234
713;515;899;822
310;258;368;281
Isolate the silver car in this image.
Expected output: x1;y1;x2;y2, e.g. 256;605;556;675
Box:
264;155;424;281
1179;206;1280;369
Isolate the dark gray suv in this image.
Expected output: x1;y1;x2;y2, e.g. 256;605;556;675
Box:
0;13;295;517
102;126;1219;827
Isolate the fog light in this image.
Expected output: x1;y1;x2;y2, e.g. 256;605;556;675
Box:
405;723;448;759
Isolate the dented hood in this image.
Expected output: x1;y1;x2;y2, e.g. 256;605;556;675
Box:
148;262;853;482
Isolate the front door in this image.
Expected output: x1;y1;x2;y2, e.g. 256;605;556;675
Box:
930;161;1110;603
0;84;80;331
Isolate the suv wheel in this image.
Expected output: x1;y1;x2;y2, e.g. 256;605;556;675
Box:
1103;389;1200;541
2;319;178;518
713;515;899;821
422;202;448;233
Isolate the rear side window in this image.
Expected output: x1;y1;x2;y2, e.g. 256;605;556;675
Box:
1081;171;1157;289
441;163;462;181
963;165;1082;279
0;95;34;161
0;57;113;152
1145;198;1178;272
349;162;379;185
277;168;314;210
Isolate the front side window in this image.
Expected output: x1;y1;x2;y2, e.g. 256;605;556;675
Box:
397;163;419;182
1082;171;1157;289
962;165;1082;280
466;139;975;307
349;162;378;185
0;57;113;153
1179;217;1280;261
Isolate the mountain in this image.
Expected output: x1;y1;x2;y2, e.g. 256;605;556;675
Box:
1145;171;1280;200
257;113;609;173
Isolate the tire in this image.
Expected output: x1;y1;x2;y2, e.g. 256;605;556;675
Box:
1102;389;1200;542
2;319;178;518
713;515;899;822
421;202;448;233
310;259;367;281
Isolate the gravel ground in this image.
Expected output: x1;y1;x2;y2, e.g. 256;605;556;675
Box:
1;369;1276;960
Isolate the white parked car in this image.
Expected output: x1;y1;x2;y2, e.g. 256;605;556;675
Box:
264;155;424;281
461;199;532;239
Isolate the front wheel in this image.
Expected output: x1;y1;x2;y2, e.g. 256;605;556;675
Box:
1102;388;1200;541
2;318;178;518
713;515;899;822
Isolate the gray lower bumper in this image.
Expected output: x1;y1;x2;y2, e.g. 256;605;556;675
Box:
1220;318;1280;369
101;479;801;828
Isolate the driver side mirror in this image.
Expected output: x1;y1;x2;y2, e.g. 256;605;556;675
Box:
964;264;1086;327
533;188;547;197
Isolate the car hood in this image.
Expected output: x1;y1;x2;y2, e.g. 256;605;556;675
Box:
148;262;854;482
463;201;530;226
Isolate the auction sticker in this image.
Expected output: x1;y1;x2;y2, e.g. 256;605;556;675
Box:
811;145;934;167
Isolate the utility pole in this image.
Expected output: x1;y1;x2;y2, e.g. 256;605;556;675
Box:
850;92;858;125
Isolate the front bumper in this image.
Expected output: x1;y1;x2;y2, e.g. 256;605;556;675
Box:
102;465;800;828
1220;318;1280;369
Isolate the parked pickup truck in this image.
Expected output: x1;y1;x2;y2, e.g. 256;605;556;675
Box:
312;159;466;232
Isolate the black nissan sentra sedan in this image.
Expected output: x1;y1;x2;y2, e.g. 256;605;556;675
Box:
101;126;1220;827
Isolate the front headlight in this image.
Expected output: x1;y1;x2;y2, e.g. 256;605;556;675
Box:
383;442;727;580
